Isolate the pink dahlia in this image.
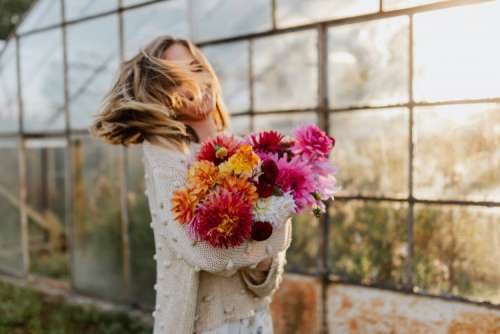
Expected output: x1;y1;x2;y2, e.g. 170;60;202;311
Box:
271;154;316;212
188;187;253;248
196;133;242;166
244;130;289;159
291;124;334;161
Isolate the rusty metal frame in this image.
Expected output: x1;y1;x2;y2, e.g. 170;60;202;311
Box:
0;0;498;323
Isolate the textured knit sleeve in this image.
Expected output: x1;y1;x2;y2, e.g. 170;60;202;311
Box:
143;142;292;276
239;220;292;297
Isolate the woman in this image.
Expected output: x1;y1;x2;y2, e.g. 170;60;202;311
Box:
89;35;292;334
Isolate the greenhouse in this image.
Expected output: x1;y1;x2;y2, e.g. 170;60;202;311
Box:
0;0;499;332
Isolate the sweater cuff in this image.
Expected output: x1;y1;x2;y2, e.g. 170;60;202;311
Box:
239;251;286;298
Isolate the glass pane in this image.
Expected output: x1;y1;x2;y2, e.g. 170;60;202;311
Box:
17;0;61;33
25;140;68;280
329;108;409;198
328;16;409;109
0;41;19;133
0;140;23;276
286;212;319;274
127;145;154;308
384;0;448;10
414;104;500;202
123;0;151;6
253;30;318;111
20;30;65;133
202;41;250;113
254;112;317;136
329;200;408;288
415;204;500;304
123;0;189;60
191;0;272;42
414;2;500;102
228;115;251;136
277;0;378;28
64;0;118;21
67;15;120;130
71;136;125;302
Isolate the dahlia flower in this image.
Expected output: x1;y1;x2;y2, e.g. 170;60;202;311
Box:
171;188;198;225
196;134;242;165
186;160;219;196
291;124;334;161
219;174;259;204
188;187;253;248
218;144;260;177
271;153;316;212
252;191;296;229
244;130;290;159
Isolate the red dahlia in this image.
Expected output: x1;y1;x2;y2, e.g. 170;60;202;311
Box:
196;134;242;166
189;187;253;248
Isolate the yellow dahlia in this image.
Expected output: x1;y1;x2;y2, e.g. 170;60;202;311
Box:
218;144;260;177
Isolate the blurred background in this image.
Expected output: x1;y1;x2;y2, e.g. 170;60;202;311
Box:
0;0;499;333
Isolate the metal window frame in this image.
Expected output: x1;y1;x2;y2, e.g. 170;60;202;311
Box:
0;1;498;331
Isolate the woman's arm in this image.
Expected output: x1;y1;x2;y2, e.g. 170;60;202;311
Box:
143;142;292;276
239;221;292;297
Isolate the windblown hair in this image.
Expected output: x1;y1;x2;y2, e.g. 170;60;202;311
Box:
89;35;230;152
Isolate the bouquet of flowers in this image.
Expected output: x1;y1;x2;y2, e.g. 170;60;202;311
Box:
171;123;337;249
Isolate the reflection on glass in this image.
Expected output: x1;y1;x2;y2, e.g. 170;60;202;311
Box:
25;140;68;280
202;41;250;113
17;0;61;33
127;145;154;308
123;0;189;60
71;136;125;302
414;104;500;202
228;115;251;137
329;200;408;288
286;212;319;274
64;0;118;21
328;16;409;108
414;204;500;304
329;108;409;198
191;0;272;42
67;15;119;130
276;0;378;28
254;112;317;136
414;2;500;102
0;41;19;133
253;30;318;111
20;30;65;133
384;0;447;10
0;140;23;276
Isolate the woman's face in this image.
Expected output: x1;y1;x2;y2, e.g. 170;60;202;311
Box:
162;43;215;121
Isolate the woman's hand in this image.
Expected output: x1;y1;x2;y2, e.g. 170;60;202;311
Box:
175;85;215;122
240;257;273;284
255;257;273;271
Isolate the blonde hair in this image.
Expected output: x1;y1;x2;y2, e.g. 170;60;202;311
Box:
89;35;230;152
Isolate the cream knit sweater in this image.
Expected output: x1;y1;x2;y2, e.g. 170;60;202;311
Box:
142;139;293;334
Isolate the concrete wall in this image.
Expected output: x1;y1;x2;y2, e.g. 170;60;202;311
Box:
270;274;500;334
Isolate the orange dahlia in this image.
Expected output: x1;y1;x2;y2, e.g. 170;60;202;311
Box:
220;175;259;204
171;188;198;224
186;160;219;196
